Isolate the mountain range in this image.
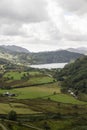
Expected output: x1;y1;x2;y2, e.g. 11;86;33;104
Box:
0;45;29;53
67;47;87;55
0;45;84;65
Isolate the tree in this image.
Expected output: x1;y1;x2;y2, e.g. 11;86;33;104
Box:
43;122;51;130
8;110;17;121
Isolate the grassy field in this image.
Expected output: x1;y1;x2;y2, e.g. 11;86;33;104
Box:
44;94;87;105
32;117;87;130
0;66;87;130
4;71;26;80
3;71;43;80
0;83;60;98
3;70;54;88
14;87;87;104
0;103;39;114
11;76;54;87
0;69;87;117
0;82;86;105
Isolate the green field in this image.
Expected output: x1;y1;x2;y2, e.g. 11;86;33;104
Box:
3;71;54;88
0;83;60;99
0;58;87;130
32;117;87;130
44;94;86;104
4;71;26;80
0;69;87;123
0;103;38;114
3;71;43;80
0;82;86;105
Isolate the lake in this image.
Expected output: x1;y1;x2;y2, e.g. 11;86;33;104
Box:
30;63;67;69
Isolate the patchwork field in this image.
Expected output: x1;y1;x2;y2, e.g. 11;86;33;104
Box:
0;103;38;114
0;82;86;105
0;68;87;130
3;70;54;88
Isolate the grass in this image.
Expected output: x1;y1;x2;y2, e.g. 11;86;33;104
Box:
29;71;42;76
44;94;87;105
0;82;87;105
26;76;54;85
3;71;54;88
1;70;87;105
78;93;87;102
12;125;34;130
4;71;26;80
32;117;87;130
0;83;60;99
3;71;43;80
33;119;73;130
0;103;38;114
0;82;86;105
11;76;54;87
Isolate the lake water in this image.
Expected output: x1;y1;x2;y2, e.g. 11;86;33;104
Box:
30;63;67;69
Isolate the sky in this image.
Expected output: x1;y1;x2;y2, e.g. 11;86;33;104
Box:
0;0;87;52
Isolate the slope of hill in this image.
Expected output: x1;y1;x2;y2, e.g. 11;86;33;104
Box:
0;45;83;65
0;45;29;53
54;56;87;96
67;47;87;55
31;50;83;64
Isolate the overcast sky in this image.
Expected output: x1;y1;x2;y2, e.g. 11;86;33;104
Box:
0;0;87;52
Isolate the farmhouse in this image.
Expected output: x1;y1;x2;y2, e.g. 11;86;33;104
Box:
3;91;16;97
68;89;77;98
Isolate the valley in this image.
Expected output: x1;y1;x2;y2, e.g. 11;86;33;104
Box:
0;59;86;130
0;46;86;130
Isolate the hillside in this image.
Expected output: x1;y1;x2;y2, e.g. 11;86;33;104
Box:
0;45;29;53
0;45;83;65
0;50;86;130
67;47;87;55
30;50;83;64
54;56;87;96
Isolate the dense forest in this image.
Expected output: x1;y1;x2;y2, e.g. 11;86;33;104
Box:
54;56;87;96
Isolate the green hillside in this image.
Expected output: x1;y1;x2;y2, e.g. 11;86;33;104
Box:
0;45;83;65
54;56;87;100
31;50;83;64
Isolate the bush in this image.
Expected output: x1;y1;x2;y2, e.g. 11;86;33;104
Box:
8;110;17;121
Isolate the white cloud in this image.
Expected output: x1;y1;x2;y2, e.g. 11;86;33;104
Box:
0;0;87;51
0;0;48;23
57;0;87;14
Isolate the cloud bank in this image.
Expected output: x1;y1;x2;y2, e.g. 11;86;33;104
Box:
0;0;87;52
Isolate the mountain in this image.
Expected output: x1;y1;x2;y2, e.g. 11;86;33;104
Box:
30;50;83;64
67;47;87;55
0;45;29;53
54;56;87;95
0;46;83;65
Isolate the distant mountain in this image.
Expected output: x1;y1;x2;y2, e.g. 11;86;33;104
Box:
67;47;87;55
0;46;84;65
0;45;29;53
30;50;83;64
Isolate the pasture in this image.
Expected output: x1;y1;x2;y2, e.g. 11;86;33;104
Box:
0;103;38;114
3;71;44;80
0;83;60;99
3;70;54;88
0;68;87;130
44;94;86;105
0;82;86;105
0;69;87;108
